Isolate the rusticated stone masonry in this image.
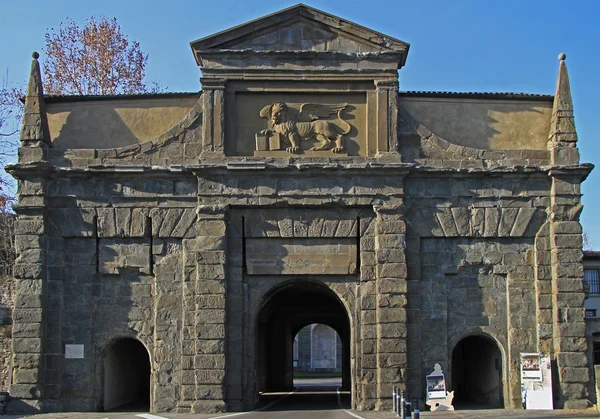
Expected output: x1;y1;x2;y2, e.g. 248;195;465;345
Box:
5;6;593;415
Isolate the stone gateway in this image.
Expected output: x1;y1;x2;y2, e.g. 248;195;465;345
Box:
7;4;593;414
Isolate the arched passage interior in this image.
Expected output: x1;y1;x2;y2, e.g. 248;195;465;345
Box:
257;281;351;393
451;335;504;408
103;338;151;411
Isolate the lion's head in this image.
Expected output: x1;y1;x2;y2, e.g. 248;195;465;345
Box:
260;102;290;126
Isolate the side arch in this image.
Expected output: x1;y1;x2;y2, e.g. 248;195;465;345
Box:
450;331;506;408
101;337;152;411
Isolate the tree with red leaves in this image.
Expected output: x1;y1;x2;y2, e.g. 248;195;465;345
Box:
43;16;160;95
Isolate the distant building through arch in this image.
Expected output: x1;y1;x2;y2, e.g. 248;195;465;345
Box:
294;324;342;373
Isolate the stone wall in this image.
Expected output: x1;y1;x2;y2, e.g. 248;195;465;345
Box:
6;4;593;414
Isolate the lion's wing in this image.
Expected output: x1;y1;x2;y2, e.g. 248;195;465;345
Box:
299;103;348;121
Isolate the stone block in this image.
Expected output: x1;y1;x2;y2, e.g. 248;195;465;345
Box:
192;400;226;413
197;385;224;400
196;324;225;340
559;367;589;383
554;337;587;352
377;234;406;249
556;352;588;368
13;338;42;353
99;238;151;274
14;264;45;285
551;234;582;250
553;263;583;279
379;338;406;353
195;354;225;369
197;340;225;354
13;368;39;384
183;236;225;252
13;308;43;323
196;251;226;265
195;369;226;385
377;263;407;279
13;353;42;369
378;322;407;337
197;280;226;294
9;383;42;399
563;399;588;409
197;296;225;309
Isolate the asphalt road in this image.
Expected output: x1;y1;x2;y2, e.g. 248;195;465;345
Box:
239;378;358;419
6;378;600;418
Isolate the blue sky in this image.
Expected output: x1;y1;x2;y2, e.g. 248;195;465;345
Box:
1;0;599;248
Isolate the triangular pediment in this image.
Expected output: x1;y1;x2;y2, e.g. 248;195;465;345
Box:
190;4;409;61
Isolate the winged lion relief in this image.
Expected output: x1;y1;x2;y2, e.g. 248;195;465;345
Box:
256;102;352;154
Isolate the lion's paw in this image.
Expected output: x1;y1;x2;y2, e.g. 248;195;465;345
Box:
332;147;345;153
286;146;299;154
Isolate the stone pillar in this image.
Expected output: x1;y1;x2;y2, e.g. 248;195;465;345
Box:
548;170;589;409
11;180;47;408
200;79;226;155
9;52;51;410
188;205;227;413
506;256;537;408
374;204;408;410
152;236;184;412
375;80;399;155
358;216;377;409
545;54;589;409
225;211;243;410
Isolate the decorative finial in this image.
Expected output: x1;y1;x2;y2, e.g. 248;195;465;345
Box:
32;51;39;59
558;53;566;61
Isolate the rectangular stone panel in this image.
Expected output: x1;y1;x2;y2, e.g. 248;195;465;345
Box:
99;238;151;274
229;92;366;156
245;237;357;275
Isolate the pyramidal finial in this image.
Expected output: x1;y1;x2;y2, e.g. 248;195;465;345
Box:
554;53;573;112
20;51;50;147
549;52;579;164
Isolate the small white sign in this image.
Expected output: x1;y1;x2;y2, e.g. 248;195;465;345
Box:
65;344;84;359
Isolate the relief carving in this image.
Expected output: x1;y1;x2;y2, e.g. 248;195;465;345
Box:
256;102;351;154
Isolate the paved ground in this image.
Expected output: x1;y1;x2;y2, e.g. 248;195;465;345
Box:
3;379;598;419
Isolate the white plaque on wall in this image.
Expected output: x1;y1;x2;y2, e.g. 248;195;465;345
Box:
65;344;84;359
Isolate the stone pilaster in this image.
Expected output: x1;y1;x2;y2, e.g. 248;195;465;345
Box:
545;54;589;409
548;170;589;409
374;204;407;410
10;180;47;407
9;52;51;410
375;80;400;155
358;215;378;410
200;79;226;155
225;211;243;411
185;205;228;413
152;235;184;412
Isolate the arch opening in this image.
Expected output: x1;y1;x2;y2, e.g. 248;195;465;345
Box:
257;281;351;394
451;335;504;408
294;323;342;378
103;338;151;411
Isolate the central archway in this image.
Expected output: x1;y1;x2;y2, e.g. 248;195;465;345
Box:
256;281;351;394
